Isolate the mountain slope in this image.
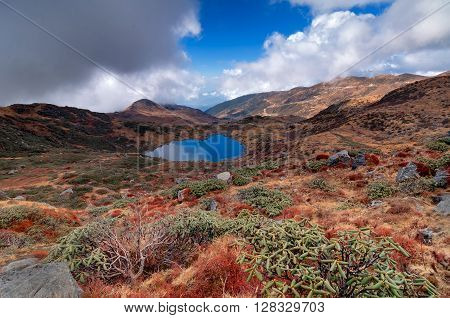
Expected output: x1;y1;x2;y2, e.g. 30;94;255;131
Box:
207;73;426;119
112;99;217;125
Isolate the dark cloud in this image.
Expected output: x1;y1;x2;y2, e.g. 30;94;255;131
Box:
0;0;199;107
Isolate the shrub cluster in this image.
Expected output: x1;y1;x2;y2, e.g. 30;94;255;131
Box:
426;140;449;152
305;160;327;172
232;162;280;186
233;213;437;298
309;178;334;192
169;179;227;198
238;186;292;217
367;181;394;200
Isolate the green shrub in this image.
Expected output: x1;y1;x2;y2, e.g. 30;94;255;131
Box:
111;197;138;209
46;221;111;282
239;186;292;217
417;154;450;172
427;141;449;152
168;179;227;198
236;218;437;298
87;206;110;217
0;205;42;229
309;178;334;192
232;174;252;186
398;177;436;195
336;200;360;210
367;181;394;200
438;136;450;145
233;166;261;178
306;160;327;172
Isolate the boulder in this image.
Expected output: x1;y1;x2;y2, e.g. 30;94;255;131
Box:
177;188;190;202
434;196;450;216
0;258;39;274
396;162;419;183
59;188;74;196
7;169;18;175
175;178;188;185
328;150;351;166
13;195;25;201
206;199;218;211
351;153;366;170
432;193;450;204
0;262;82;298
434;170;449;188
418;228;433;245
369;200;384;208
0;190;9;200
216;171;231;182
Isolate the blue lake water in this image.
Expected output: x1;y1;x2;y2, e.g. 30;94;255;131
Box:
145;134;245;162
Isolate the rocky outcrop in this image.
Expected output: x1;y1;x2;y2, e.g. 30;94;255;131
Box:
328;150;351;166
0;262;82;298
396;162;419;183
216;171;231;182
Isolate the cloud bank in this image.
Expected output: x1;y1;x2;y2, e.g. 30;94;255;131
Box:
220;0;450;99
0;0;201;111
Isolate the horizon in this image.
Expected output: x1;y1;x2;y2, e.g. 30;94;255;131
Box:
0;0;449;112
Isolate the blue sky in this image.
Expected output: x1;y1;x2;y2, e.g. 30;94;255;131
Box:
183;0;390;77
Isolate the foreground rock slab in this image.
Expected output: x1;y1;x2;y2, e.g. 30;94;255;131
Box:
0;262;82;298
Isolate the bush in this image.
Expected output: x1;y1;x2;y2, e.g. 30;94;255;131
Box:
309;178;334;192
306;160;327;172
235;216;437;298
417;154;450;172
398;177;436;195
111;198;138;209
367;182;394;200
169;179;227;198
427;141;449;152
232;174;252;186
87;206;110;217
239;186;292;217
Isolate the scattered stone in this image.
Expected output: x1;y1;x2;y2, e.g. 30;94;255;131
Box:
328;150;351;166
432;193;450;204
369;200;384;208
396;162;419;183
434;196;450;216
175;178;188;185
177;188;190;202
0;190;9;200
0;262;82;298
216;171;231;182
13;196;25;201
352;153;366;170
7;169;18;175
418;228;433;245
59;188;74;196
0;258;39;274
433;170;449;188
206;199;218;211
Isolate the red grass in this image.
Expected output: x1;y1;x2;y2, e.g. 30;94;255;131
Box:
414;162;430;176
348;172;364;181
396;152;410;158
11;219;33;232
30;249;49;259
373;225;393;237
315;154;329;160
364;154;380;166
279;206;303;219
179;237;260;297
109;209;122;218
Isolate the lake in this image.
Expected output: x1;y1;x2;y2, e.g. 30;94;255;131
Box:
144;134;245;162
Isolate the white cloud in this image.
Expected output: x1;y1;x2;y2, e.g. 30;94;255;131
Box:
220;0;450;99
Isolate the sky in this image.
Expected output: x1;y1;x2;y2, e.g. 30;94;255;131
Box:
0;0;449;112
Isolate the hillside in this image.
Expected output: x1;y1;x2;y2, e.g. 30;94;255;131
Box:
207;73;425;119
112;99;218;125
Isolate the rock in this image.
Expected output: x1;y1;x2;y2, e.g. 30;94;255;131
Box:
59;188;74;196
206;199;218;211
0;262;82;298
433;170;449;188
7;169;18;175
0;190;9;200
352;153;366;170
216;171;231;182
369;200;384;208
175;178;188;185
418;228;433;245
0;258;39;274
328;150;351;166
434;196;450;216
396;162;419;183
13;196;25;201
177;188;190;202
432;193;450;204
